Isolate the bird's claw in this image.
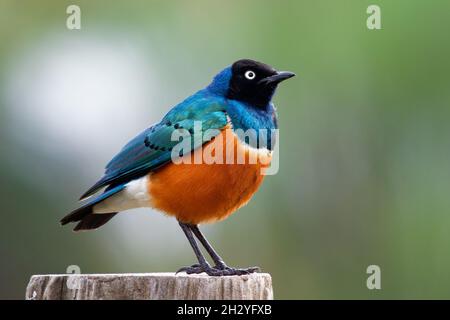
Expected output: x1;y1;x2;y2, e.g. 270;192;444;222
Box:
176;264;201;274
176;264;260;276
223;266;261;275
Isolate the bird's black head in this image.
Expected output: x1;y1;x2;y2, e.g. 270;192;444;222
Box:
226;59;295;108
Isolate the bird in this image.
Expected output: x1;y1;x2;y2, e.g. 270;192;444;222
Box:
60;59;295;276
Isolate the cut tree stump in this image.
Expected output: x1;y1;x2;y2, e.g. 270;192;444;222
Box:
25;273;273;300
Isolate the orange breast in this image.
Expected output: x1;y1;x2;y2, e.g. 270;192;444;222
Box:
148;126;272;224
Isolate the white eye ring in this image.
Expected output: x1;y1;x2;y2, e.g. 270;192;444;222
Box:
244;70;256;80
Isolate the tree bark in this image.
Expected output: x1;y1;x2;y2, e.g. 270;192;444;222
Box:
25;273;273;300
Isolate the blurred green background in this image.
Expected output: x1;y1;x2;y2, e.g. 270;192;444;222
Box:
1;0;450;299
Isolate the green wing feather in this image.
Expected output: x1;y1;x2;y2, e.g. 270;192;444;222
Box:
80;95;228;199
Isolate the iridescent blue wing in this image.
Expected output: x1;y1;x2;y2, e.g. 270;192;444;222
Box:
80;93;228;199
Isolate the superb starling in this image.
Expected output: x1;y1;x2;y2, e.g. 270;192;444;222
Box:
61;59;295;276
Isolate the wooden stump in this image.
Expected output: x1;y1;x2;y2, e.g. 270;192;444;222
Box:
26;273;273;300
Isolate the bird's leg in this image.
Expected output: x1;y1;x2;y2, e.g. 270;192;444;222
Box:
189;224;260;276
188;224;227;269
176;221;213;275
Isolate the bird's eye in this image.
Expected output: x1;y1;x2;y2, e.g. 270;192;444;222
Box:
244;70;256;80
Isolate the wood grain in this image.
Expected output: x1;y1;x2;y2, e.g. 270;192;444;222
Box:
26;273;273;300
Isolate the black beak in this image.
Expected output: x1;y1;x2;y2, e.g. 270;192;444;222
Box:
258;71;296;86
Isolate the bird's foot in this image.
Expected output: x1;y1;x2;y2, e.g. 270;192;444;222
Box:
176;263;260;276
176;263;202;275
214;260;260;274
215;263;260;275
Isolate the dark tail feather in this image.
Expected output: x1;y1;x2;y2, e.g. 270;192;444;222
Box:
60;204;90;225
61;184;126;232
60;203;118;232
74;212;117;232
